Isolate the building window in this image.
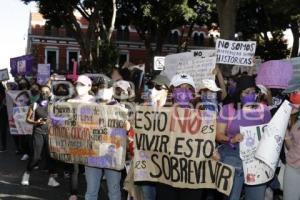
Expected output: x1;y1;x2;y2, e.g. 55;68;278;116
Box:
67;49;80;72
45;48;59;72
193;32;204;46
118;51;129;67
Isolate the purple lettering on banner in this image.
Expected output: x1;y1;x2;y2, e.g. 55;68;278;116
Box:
51;116;65;126
110;128;126;137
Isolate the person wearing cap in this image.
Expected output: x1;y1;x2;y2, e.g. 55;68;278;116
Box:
67;75;95;200
156;73;203;200
283;79;300;200
198;79;221;111
95;75;114;103
147;74;170;107
216;75;272;200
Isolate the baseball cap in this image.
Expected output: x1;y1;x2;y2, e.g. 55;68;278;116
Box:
76;75;92;86
283;79;300;94
169;73;195;89
152;75;170;87
202;79;221;92
113;80;131;91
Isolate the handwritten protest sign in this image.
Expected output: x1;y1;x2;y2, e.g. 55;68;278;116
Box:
48;102;128;170
10;55;34;77
255;100;292;171
240;124;273;185
256;60;293;89
191;49;216;58
216;39;256;66
6;90;32;135
0;69;9;81
133;106;234;195
37;64;50;85
163;52;216;89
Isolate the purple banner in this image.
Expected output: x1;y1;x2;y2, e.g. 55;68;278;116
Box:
10;55;35;77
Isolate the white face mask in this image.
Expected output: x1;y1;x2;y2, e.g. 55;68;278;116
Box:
150;88;168;107
76;85;90;97
97;87;113;101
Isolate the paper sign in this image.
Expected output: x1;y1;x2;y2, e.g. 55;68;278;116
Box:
240;124;273;185
133;106;234;195
163;52;216;89
256;60;293;89
191;49;216;58
255;100;292;171
0;69;9;81
216;39;256;66
37;64;51;85
10;55;34;77
6;90;32;135
48;102;128;170
13;106;33;135
154;57;165;71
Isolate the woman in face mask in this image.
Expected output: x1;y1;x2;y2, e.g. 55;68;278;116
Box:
198;79;221;112
216;76;272;200
148;75;169;108
21;86;60;187
282;80;300;200
30;84;41;103
156;73;204;200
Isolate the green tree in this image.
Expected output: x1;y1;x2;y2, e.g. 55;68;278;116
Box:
117;0;212;72
21;0;118;73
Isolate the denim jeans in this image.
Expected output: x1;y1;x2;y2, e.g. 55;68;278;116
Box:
85;166;121;200
141;185;156;200
220;145;266;200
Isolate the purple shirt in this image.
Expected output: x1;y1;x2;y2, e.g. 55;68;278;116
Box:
218;103;272;141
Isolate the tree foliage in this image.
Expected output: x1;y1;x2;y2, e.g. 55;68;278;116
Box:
21;0;118;73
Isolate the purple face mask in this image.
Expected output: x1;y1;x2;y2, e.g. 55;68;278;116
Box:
172;88;193;108
241;93;256;104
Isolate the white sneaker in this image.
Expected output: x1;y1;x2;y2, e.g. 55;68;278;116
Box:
21;172;30;186
21;154;29;161
48;177;60;187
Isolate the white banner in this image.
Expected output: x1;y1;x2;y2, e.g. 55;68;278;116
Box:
240;124;273;185
255;100;292;171
216;39;256;66
191;49;216;58
163;52;216;89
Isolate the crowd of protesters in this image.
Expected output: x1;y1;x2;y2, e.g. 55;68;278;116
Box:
0;60;300;200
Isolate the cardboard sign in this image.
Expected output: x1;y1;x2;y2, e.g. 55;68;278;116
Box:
10;55;34;77
154;57;165;71
191;49;216;58
133;106;234;195
256;60;293;89
163;52;216;89
255;100;292;171
48;102;128;170
0;68;9;81
216;39;256;66
37;64;51;85
6;90;32;135
240;124;273;185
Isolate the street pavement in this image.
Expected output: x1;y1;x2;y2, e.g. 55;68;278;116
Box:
0;135;86;200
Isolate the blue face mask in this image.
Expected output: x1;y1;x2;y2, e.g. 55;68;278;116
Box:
201;92;218;111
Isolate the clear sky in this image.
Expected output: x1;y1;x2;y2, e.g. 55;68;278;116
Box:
0;0;36;70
